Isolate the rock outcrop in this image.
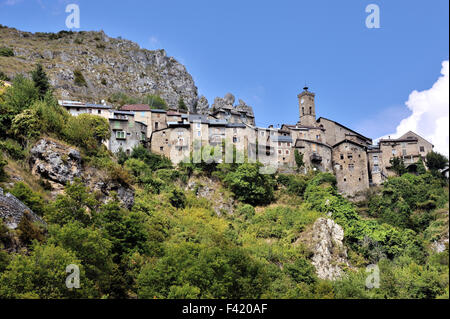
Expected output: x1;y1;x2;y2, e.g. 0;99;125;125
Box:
29;138;134;209
299;218;350;280
0;27;199;110
30;139;83;191
0;187;46;229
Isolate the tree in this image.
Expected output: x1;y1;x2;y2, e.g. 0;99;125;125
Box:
178;97;188;111
0;243;96;298
10;108;41;144
294;149;305;172
47;178;99;227
426;151;448;176
390;156;407;176
0;153;7;181
31;64;50;99
63;113;110;153
224;162;275;206
142;94;168;110
48;221;114;293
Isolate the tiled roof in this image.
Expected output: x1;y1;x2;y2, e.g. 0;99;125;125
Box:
121;104;151;111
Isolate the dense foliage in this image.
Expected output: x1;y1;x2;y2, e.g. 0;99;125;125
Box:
0;66;448;299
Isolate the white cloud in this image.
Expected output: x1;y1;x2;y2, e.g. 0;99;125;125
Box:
379;60;449;157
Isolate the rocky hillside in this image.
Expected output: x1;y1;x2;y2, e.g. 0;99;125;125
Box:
0;25;199;109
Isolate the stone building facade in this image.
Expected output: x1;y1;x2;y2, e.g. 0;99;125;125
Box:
61;87;434;196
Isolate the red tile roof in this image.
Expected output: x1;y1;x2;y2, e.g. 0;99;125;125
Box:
121;104;151;111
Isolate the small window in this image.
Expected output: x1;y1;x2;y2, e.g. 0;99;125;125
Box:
233;136;238;143
392;149;397;155
420;146;425;152
98;110;101;114
196;123;201;129
286;150;290;155
116;131;125;139
155;122;159;130
373;164;380;172
348;153;353;159
197;131;201;137
349;164;354;171
402;149;407;156
278;150;282;154
340;154;344;160
287;142;291;147
160;146;164;151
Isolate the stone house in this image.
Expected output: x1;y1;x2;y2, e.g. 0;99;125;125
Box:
332;139;370;195
108;111;147;155
58;100;112;119
378;131;434;178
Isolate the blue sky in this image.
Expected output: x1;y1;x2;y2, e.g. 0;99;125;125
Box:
0;0;449;142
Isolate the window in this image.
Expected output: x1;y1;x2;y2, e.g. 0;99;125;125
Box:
373;164;379;172
260;131;265;136
309;107;312;114
155;122;159;130
197;131;201;137
278;150;282;154
348;153;353;159
233;136;238;143
402;149;407;156
286;150;290;155
287;142;291;147
392;149;397;155
278;142;281;147
98;110;101;114
349;164;354;171
312;144;317;152
373;155;378;162
340;154;344;160
302;107;304;115
316;135;320;140
160;146;164;151
196;123;201;129
420;146;425;152
116;131;126;139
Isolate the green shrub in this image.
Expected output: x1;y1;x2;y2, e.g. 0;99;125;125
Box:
236;204;255;220
142;94;168;110
17;212;45;246
0;139;26;160
130;145;172;171
9;182;47;216
0;71;10;82
73;69;87;87
0;47;14;57
224;162;275;206
168;188;186;209
0;153;7;181
63;113;110;154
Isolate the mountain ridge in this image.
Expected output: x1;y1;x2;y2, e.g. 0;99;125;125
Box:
0;25;199;109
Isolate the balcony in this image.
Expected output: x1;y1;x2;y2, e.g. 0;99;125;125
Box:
310;153;322;163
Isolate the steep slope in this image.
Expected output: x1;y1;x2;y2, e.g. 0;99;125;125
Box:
0;26;198;109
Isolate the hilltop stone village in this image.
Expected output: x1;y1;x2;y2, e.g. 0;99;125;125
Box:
59;87;434;196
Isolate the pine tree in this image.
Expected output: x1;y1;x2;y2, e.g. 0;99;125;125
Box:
31;64;50;99
178;97;188;111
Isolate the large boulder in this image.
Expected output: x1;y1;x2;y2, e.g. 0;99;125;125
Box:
298;217;350;280
29;138;134;209
30;139;83;191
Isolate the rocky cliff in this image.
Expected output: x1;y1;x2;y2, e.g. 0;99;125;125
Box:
0;26;198;109
298;217;351;280
29;138;134;209
0;187;45;230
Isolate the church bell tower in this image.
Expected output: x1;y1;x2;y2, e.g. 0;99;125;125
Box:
297;87;316;127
